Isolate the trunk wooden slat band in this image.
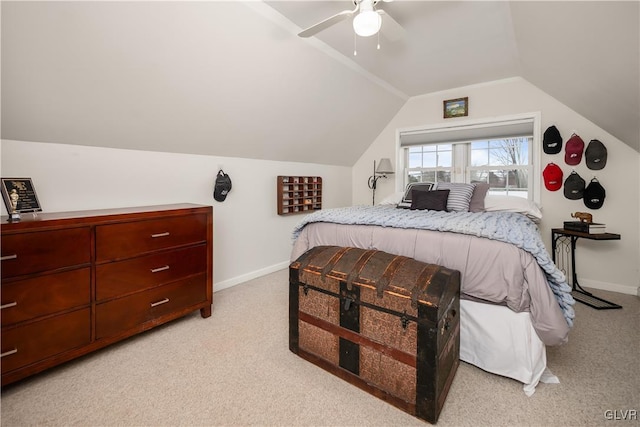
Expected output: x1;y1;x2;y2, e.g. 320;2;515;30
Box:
299;311;417;368
320;246;352;279
344;249;377;290
295;245;332;272
412;264;439;308
375;255;410;298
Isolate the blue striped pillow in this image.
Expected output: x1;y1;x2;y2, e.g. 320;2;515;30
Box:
434;182;475;212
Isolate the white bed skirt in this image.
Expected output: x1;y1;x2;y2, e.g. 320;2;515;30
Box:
460;299;559;396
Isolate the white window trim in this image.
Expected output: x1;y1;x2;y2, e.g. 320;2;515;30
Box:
394;112;542;204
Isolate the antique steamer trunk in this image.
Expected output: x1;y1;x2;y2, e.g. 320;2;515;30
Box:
289;246;461;424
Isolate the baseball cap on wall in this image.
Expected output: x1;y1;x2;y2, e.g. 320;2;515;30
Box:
543;125;562;154
564;134;585;166
563;171;585;200
583;178;606;209
543;163;563;191
214;170;232;202
585;139;607;170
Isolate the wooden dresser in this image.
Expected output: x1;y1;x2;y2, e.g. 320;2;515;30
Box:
0;204;213;386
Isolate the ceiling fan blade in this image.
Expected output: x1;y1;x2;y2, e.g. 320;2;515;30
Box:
298;7;358;38
378;9;406;41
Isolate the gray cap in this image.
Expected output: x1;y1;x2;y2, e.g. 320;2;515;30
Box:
563;171;585;200
214;170;232;202
585;139;607;170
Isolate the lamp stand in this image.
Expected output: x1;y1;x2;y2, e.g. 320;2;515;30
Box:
367;158;394;206
368;160;381;206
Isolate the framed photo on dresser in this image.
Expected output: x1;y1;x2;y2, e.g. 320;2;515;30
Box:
1;177;42;214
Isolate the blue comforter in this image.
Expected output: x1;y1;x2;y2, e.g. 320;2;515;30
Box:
293;205;575;327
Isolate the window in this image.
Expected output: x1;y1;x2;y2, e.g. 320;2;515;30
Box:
468;137;531;197
399;116;538;200
407;144;452;184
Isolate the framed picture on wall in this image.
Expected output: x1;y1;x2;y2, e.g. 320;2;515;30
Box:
443;97;469;118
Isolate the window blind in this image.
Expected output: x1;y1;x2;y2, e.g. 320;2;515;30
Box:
399;119;534;147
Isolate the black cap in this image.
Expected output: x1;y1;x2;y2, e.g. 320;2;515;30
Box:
543;125;562;154
585;139;607;170
563;171;585;200
583;178;605;209
214;170;232;202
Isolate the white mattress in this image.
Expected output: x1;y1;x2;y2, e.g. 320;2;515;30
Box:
460;299;559;396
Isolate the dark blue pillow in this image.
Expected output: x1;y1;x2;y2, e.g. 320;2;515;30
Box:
397;182;434;209
410;189;450;211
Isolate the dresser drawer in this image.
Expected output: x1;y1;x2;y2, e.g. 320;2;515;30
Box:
1;228;91;279
95;274;207;339
1;308;91;374
1;268;90;326
95;214;208;261
96;245;207;301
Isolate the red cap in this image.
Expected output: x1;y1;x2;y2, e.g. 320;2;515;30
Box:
564;134;585;166
543;163;563;191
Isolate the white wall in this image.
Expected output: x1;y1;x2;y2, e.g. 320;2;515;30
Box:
0;140;352;291
2;77;638;296
353;77;640;295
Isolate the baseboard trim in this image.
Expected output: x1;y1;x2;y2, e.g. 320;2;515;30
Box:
214;261;289;292
577;278;639;296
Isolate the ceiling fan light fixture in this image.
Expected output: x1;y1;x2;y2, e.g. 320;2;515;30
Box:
353;7;381;37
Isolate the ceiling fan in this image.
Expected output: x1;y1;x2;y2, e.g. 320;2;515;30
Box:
298;0;404;41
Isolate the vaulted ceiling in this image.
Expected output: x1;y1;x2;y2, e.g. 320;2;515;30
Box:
2;1;638;167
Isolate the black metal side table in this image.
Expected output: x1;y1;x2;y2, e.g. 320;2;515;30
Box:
551;228;622;309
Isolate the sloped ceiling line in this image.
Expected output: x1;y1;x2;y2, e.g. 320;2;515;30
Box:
244;1;409;101
1;1;638;165
266;0;639;152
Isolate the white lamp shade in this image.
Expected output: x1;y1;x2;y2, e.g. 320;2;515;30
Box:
353;10;381;37
376;158;394;174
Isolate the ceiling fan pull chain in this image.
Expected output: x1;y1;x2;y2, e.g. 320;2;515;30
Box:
354;31;358;56
377;29;381;50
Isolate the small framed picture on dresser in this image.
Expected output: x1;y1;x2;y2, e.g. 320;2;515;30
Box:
1;177;42;214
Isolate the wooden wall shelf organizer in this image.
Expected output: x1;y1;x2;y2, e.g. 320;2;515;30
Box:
277;176;322;215
0;203;213;386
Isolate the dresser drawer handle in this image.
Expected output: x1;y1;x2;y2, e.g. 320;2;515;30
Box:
0;302;17;310
150;265;170;273
0;254;18;261
1;348;18;358
150;298;170;307
151;232;170;238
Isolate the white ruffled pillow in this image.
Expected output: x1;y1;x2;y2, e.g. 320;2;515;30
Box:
378;191;404;205
484;195;542;221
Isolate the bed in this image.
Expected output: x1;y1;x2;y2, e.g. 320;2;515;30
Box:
289;191;575;396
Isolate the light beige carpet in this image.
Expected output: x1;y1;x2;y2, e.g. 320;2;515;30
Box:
1;269;638;426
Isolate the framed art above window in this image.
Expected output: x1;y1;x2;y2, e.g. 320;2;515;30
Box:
443;97;468;118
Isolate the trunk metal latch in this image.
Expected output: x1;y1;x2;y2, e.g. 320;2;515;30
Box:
400;310;410;330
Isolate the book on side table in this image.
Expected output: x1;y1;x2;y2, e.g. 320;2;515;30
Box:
563;221;606;234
